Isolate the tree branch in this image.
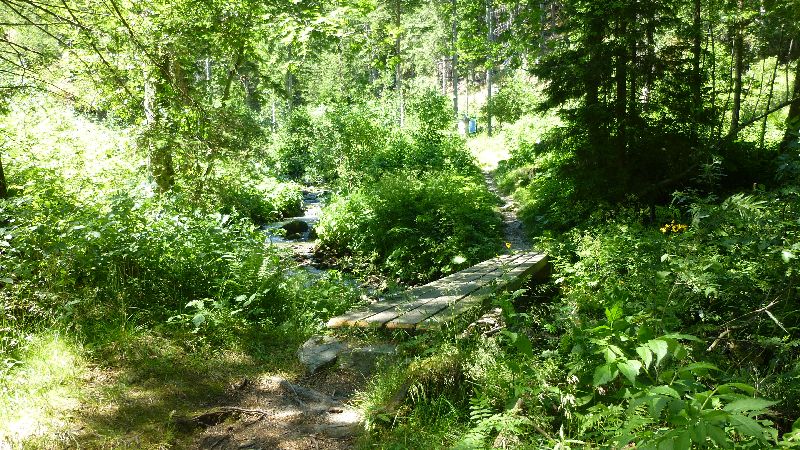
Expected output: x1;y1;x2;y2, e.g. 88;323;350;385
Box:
726;95;800;140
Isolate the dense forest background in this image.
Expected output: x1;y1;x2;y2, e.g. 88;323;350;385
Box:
1;0;799;448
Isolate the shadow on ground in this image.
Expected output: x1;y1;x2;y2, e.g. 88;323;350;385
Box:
69;327;311;449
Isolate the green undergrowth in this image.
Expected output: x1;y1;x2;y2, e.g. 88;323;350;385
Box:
270;90;478;188
378;113;800;446
0;323;306;449
356;106;800;447
297;90;506;284
0;98;363;448
317;170;503;284
357;279;800;448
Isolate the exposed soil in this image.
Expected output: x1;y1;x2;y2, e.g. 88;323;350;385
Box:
184;370;368;450
181;170;530;449
483;170;530;251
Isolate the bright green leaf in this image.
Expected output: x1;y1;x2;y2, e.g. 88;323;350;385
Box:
680;362;719;376
513;333;534;358
657;436;674;450
637;345;653;369
718;383;756;395
662;333;702;342
648;395;670;419
674;430;691;449
593;363;617;386
723;398;779;413
617;359;642;383
707;425;732;448
650;385;680;398
692;420;707;444
648;339;669;366
730;414;764;438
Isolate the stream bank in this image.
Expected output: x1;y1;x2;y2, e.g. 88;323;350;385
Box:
262;186;329;269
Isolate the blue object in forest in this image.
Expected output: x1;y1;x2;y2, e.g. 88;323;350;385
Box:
468;118;477;134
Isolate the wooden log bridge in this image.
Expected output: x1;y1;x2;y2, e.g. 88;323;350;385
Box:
327;251;548;331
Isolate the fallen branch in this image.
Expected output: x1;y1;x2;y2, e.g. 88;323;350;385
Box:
217;406;271;417
727;96;800;140
707;328;731;352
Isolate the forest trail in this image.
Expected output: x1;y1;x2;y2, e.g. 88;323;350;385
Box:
483;169;529;251
180;158;534;448
184;372;365;450
469;136;530;251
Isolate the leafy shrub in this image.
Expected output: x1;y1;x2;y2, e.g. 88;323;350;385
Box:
269;94;476;189
1;181;358;342
209;166;303;223
316;171;503;283
272;109;316;181
407;88;454;132
497;128;590;234
481;72;541;126
0;102;355;345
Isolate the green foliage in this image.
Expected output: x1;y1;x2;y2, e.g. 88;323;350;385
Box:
0;100;358;349
568;320;781;448
480;72;541;126
317;171;503;283
273;109;317;181
498;126;589;233
210;165;303;223
271;94;477;188
407;88;454;132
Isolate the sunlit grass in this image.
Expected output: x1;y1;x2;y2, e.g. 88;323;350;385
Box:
0;332;85;448
467;133;510;171
0;322;307;449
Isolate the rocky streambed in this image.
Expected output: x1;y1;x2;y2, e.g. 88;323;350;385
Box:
262;186;329;267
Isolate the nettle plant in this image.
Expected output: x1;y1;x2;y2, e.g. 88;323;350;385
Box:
567;306;783;449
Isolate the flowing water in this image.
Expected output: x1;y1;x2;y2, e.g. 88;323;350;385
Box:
262;187;328;267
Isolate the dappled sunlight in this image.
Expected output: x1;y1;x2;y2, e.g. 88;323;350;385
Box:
64;329;304;448
0;0;797;447
2;97;140;201
467;134;510;171
0;333;85;447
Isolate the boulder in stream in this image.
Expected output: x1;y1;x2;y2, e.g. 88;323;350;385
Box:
282;219;310;235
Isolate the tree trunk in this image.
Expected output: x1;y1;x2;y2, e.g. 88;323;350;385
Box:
0;154;7;199
585;13;605;149
760;36;782;152
222;47;244;102
729;0;744;138
613;5;630;195
452;0;459;118
690;0;702;147
486;0;494;136
643;14;655;110
782;59;800;150
395;0;404;127
615;18;628;160
628;14;638;120
710;22;719;139
144;63;175;193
